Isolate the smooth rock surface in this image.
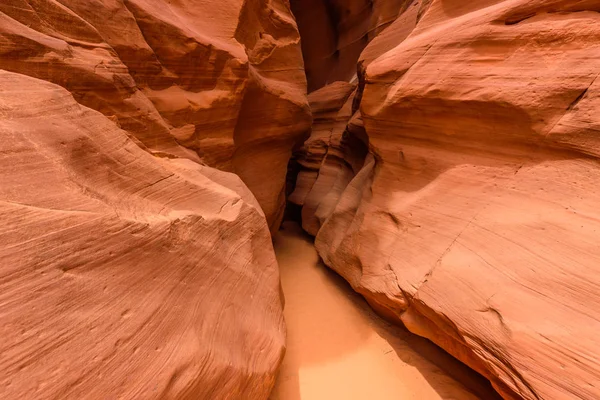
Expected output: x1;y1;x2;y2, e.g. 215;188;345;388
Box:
0;71;284;399
294;1;600;399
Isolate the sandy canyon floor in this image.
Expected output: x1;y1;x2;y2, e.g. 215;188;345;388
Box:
271;222;501;400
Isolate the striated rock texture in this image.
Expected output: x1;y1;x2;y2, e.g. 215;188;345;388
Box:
0;70;284;399
294;0;600;399
0;0;308;396
0;0;311;232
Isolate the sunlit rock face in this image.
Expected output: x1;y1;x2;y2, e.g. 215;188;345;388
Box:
0;0;311;232
293;1;600;399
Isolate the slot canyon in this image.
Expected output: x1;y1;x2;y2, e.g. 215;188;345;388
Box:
1;0;599;399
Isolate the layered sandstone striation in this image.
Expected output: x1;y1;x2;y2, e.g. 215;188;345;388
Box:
0;0;309;397
0;0;311;231
0;70;285;399
293;0;600;399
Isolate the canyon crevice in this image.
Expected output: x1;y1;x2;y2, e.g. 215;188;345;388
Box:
1;0;600;399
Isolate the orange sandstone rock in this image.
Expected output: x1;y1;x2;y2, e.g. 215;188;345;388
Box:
0;2;311;396
0;0;310;231
0;71;285;399
297;1;600;399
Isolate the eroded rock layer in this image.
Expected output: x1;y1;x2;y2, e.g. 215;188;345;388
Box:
0;70;285;399
294;1;600;399
0;0;311;231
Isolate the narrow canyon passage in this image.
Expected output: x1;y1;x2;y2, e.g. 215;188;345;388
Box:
3;0;600;398
271;222;501;400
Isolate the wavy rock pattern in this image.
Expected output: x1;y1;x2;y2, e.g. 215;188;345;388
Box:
288;81;368;236
4;0;600;398
0;0;310;397
293;1;600;399
0;71;285;399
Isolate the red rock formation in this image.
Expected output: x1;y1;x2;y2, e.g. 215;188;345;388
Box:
294;0;600;399
0;0;310;397
0;0;310;231
233;0;312;231
4;0;600;398
0;71;284;399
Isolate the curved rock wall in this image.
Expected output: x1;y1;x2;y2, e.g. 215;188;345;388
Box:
0;0;311;231
293;0;600;399
0;71;284;399
0;0;310;398
4;0;600;398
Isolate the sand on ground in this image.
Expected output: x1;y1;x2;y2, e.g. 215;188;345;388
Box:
271;222;501;400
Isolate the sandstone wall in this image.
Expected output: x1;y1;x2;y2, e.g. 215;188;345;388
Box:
0;71;284;399
0;0;311;397
0;0;311;231
293;1;600;398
